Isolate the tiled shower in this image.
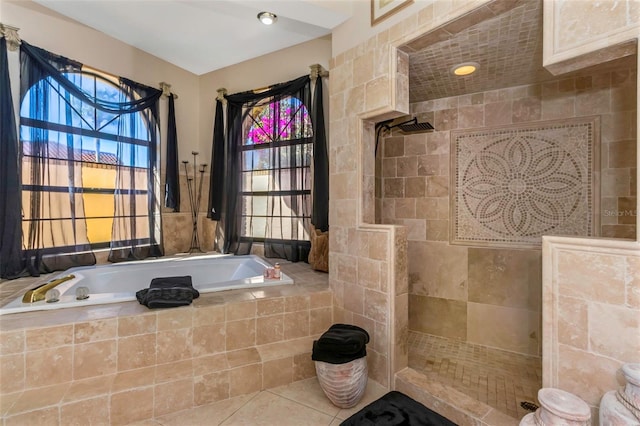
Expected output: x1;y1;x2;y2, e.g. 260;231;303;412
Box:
374;5;637;417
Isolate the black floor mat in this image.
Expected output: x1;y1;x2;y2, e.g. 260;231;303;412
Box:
340;391;457;426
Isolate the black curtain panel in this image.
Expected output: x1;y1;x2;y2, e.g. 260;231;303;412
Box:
0;37;23;279
164;93;180;211
211;75;318;261
208;99;225;222
311;75;329;232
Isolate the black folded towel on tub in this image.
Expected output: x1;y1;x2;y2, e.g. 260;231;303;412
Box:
136;275;199;309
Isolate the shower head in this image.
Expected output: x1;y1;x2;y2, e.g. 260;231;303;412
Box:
396;117;434;133
374;117;435;156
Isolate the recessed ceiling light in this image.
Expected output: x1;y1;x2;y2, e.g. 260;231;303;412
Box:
257;12;277;25
451;62;479;76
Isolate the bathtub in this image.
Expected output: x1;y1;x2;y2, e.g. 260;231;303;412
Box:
0;254;293;315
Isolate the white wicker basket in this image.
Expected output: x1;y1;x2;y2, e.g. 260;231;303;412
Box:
315;357;368;408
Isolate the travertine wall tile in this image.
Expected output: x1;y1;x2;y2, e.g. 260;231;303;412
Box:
194;370;229;405
556;0;628;50
154;378;193;417
467;303;540;356
556;344;622;407
468;248;541;310
118;314;156;337
557;296;588;350
156;359;193;384
25;325;73;351
229;363;262;397
117;334;156;371
111;387;154;425
557;251;626;304
5;406;60;426
156;329;192;364
409;295;467;340
588;302;640;360
73;319;117;343
73;340;117;380
112;367;155;393
626;255;640;308
0;354;24;394
61;396;109;425
408;241;467;301
0;330;24;355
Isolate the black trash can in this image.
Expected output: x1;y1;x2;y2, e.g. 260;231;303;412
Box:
312;324;370;408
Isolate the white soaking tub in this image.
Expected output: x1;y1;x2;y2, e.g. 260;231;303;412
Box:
0;254;292;315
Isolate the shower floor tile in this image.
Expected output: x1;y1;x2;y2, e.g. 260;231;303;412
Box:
408;331;542;420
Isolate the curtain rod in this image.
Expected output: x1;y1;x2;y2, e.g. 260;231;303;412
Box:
216;63;329;101
0;23;21;51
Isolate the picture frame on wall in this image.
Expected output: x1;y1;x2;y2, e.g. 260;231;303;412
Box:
371;0;413;26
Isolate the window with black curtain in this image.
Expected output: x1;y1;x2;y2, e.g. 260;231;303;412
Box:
240;95;312;243
209;75;325;262
20;71;155;253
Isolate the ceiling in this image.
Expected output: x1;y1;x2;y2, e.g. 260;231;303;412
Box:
33;0;351;75
407;0;550;103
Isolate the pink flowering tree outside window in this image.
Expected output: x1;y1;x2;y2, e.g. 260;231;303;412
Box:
246;96;312;145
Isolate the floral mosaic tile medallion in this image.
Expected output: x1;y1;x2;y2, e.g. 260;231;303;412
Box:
451;117;599;247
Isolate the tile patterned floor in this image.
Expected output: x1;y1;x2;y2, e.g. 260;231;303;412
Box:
128;377;388;426
408;331;542;420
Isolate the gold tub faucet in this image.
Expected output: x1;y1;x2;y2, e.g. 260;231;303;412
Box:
22;274;76;303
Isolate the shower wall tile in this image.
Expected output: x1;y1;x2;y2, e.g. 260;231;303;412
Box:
395;198;416;218
588;302;640;361
394;293;409;374
397;157;418;177
417;154;439;176
557;296;588;350
404;134;428;155
409;295;467;340
408;241;467;301
484;101;511;127
457;105;484;128
626;256;640;309
602;168;632;196
467;248;542;310
556;344;622;407
557;250;626;304
609;139;637;168
425;219;448;242
467;302;540;356
545;239;639;414
511;97;541;122
618;197;638;224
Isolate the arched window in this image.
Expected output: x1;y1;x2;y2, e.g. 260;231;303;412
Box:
20;71;156;250
240;95;313;240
